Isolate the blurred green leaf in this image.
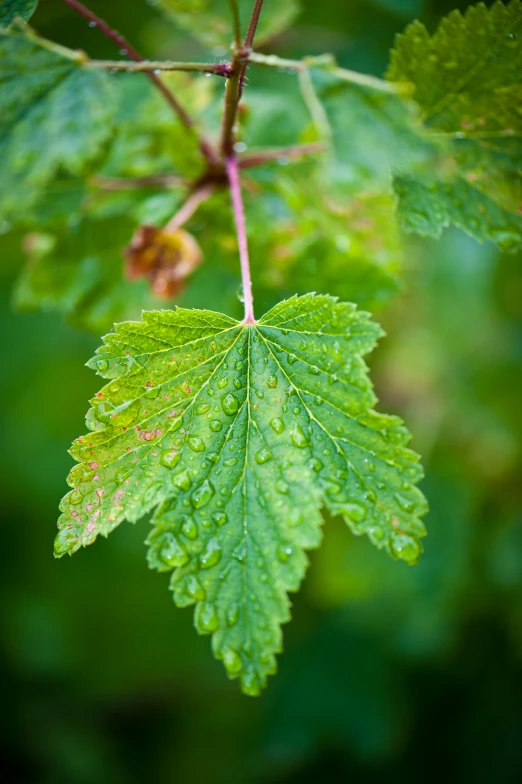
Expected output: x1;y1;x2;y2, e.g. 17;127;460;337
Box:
388;0;522;250
13;216;161;333
0;0;38;25
256;167;403;310
150;0;300;49
304;59;436;190
0;29;116;221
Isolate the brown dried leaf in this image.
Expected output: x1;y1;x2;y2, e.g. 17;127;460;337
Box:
125;225;202;299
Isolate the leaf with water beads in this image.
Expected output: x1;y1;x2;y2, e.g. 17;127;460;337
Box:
387;0;522;251
56;294;427;695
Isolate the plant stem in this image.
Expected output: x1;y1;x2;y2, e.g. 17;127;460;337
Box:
248;52;401;94
226;156;255;324
239;142;325;168
165;183;215;233
228;0;242;48
90;173;186;190
244;0;265;49
221;1;265;322
220;0;265;156
87;59;232;76
59;0;218;164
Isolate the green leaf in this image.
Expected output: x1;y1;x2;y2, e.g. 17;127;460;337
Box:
303;58;436;190
387;0;522;250
56;294;427;694
261;170;403;310
150;0;299;49
0;29;116;221
0;0;37;25
14;216;162;333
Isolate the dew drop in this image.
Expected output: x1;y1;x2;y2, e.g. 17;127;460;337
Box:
394;493;415;512
54;528;78;555
391;534;421;564
226;602;239;627
309;457;323;472
241;669;261;696
186;575;206;600
191;479;214;508
158;532;189;567
160;449;180;468
69;488;82;505
270;417;285;434
195;601;219;633
196;403;210;415
267;375;277;388
324;480;341;495
210;419;223;432
276;479;289;494
223;647;242;674
188;436;205;452
255;447;273;464
172;469;192;491
217;377;228;389
170;416;184;432
277;543;293;562
343;501;367;522
212;511;227;526
222;392;239;415
199;537;222;569
290;425;309;448
181;516;198;540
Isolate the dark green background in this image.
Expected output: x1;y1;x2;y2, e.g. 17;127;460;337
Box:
1;1;522;781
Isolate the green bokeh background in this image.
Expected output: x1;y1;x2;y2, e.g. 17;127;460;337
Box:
1;1;522;781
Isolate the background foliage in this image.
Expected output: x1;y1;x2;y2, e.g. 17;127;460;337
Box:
1;0;522;781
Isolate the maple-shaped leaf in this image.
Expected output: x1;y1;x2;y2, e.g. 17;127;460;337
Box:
387;0;522;250
150;0;299;49
0;29;115;220
56;294;427;694
0;0;37;25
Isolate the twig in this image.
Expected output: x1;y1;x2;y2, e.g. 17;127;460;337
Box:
165;183;215;233
220;0;265;156
248;52;401;94
86;59;232;76
244;0;265;49
228;0;242;48
58;0;218;164
90;174;186;190
226;156;255;324
298;67;332;145
239;143;325;168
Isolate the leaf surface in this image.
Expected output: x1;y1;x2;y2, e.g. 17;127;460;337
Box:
303;58;435;190
56;294;427;694
388;0;522;250
150;0;299;48
0;30;115;219
0;0;37;25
